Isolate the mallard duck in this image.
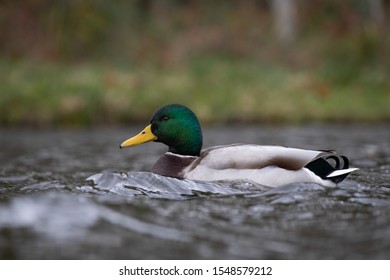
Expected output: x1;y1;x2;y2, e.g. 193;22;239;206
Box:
120;104;358;187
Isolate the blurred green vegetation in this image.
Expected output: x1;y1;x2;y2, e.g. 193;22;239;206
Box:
1;0;389;126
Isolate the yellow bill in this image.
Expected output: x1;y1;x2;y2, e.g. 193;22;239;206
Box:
120;124;157;148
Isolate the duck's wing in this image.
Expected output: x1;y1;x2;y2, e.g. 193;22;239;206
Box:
181;144;357;186
191;144;322;171
187;144;357;184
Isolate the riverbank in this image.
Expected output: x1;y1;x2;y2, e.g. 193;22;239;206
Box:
1;57;389;126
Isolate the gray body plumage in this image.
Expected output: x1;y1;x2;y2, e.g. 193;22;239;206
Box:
151;144;357;187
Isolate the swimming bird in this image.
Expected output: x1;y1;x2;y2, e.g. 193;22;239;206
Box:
120;104;358;187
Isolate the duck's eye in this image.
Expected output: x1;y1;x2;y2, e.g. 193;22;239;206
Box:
161;116;169;121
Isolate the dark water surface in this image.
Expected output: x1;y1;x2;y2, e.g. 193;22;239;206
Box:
0;124;389;259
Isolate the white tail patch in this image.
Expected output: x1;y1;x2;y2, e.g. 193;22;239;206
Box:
326;168;359;178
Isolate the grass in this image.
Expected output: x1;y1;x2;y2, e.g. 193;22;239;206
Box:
1;55;389;126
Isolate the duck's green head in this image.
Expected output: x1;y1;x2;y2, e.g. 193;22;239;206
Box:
120;104;203;156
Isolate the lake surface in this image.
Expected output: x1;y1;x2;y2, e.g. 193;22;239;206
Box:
0;124;389;259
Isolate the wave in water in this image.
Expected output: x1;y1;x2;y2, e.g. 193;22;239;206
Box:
86;171;269;199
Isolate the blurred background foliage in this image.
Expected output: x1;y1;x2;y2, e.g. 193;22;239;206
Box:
0;0;389;126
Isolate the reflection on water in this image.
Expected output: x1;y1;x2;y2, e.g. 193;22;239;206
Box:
0;124;389;259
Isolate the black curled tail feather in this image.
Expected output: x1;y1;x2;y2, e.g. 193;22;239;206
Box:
304;153;351;184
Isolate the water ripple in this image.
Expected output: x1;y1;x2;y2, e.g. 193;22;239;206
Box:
0;192;190;242
87;171;267;199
